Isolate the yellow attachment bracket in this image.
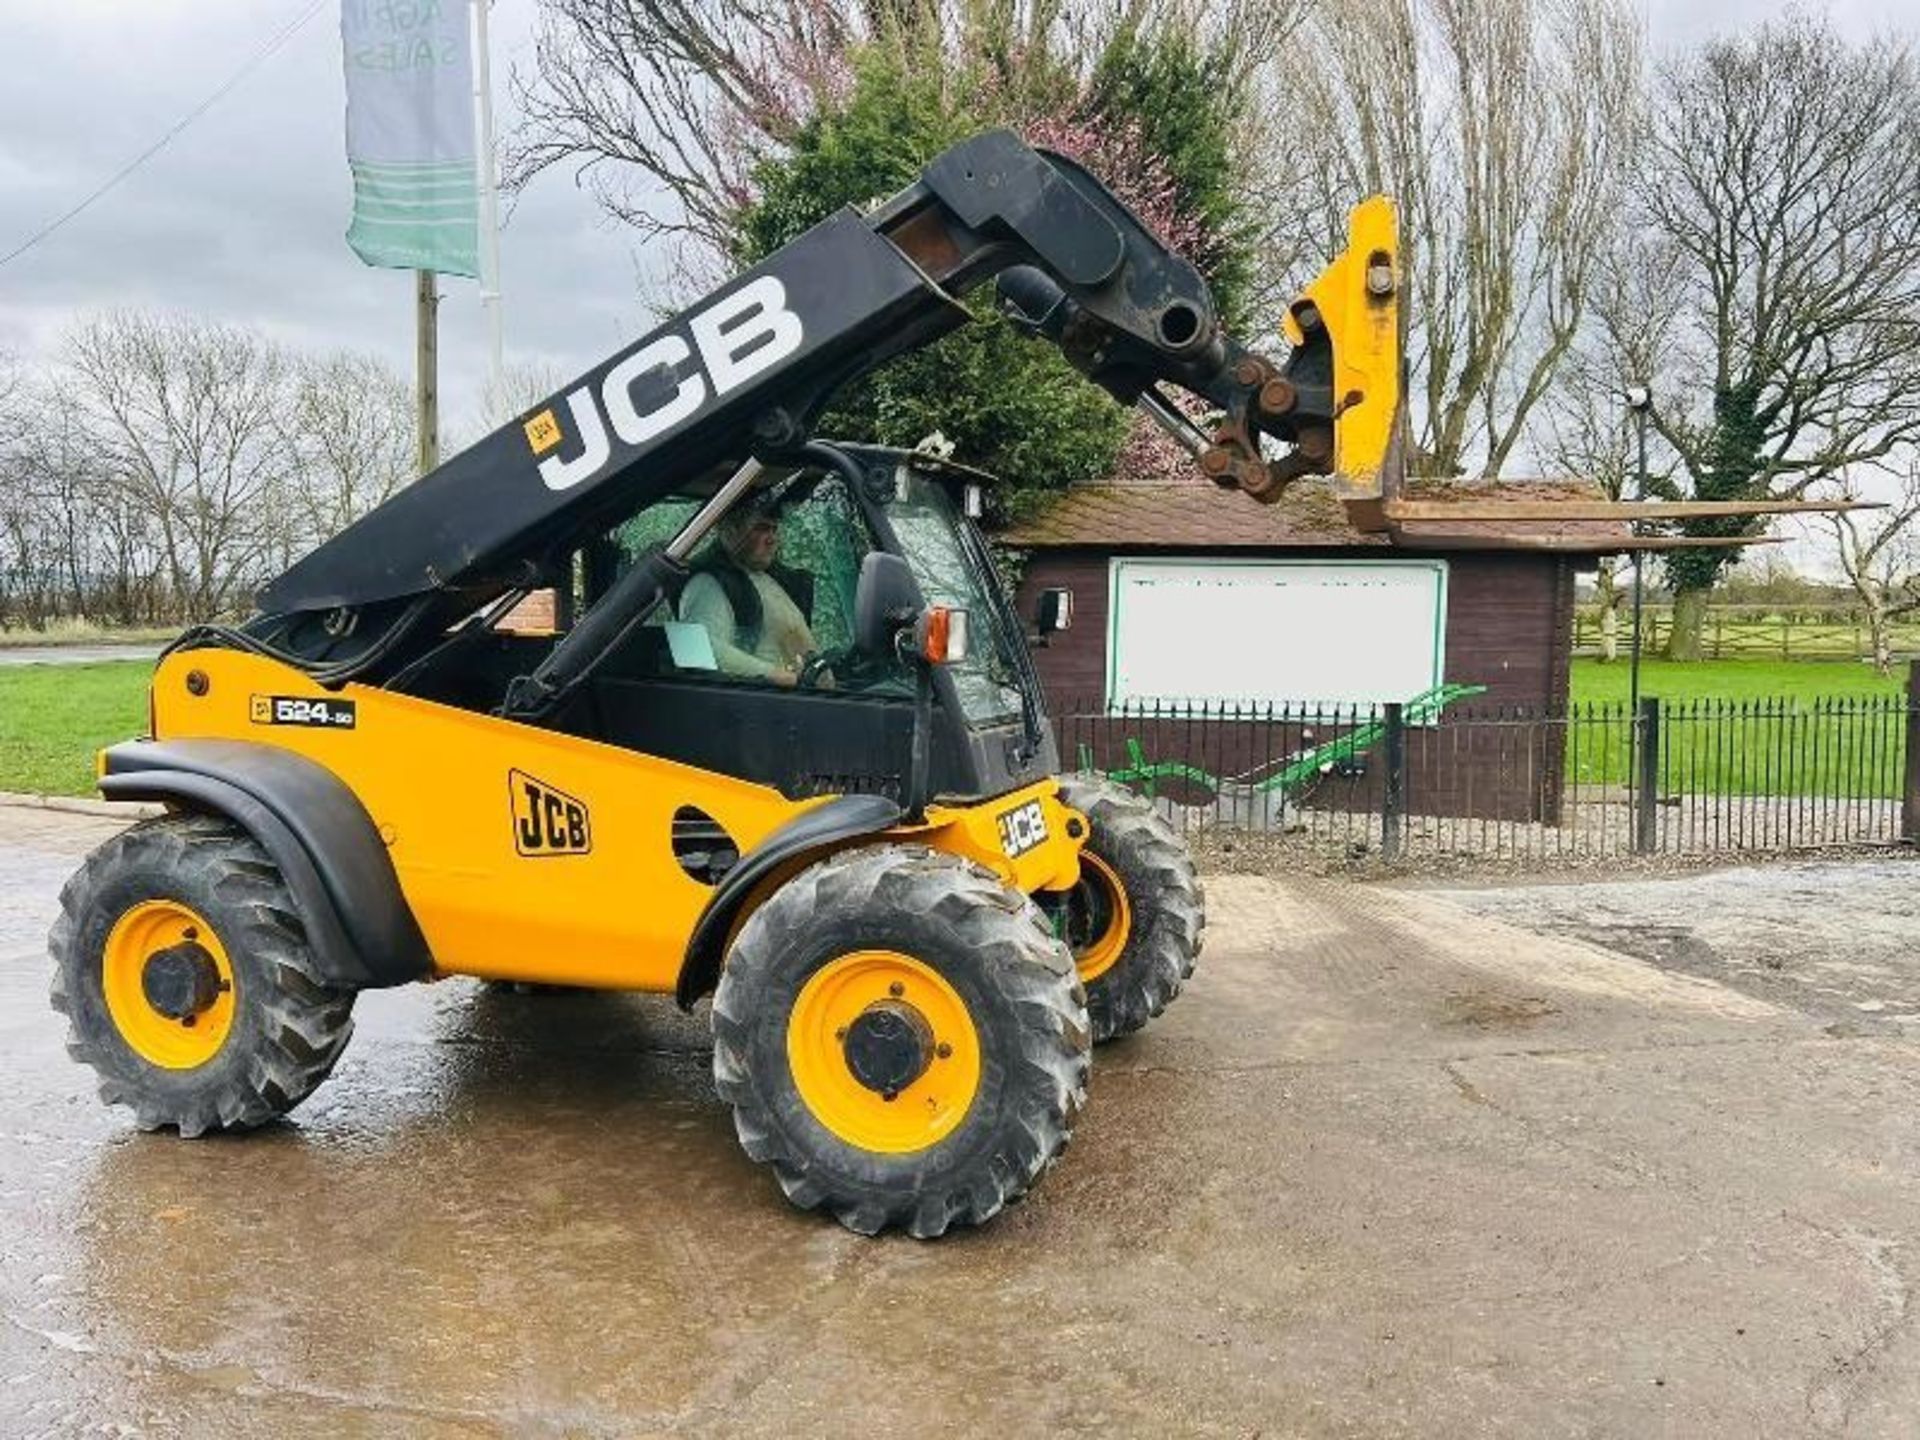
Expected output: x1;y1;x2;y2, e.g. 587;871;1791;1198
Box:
1283;195;1402;500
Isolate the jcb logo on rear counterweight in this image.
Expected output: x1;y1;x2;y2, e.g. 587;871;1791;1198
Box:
509;770;592;857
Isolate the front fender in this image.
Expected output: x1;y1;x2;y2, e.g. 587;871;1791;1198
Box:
675;793;903;1009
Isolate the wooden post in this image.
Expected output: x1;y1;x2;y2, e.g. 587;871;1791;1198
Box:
415;269;439;477
1902;664;1920;844
1634;697;1661;854
1381;702;1406;860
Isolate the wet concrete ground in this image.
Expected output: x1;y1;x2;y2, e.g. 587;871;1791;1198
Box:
5;808;1920;1437
1419;856;1920;1036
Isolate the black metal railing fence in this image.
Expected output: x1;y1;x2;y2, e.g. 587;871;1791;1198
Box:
1053;680;1920;863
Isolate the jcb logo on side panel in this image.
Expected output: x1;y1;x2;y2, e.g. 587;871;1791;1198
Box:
997;799;1049;859
509;770;592;857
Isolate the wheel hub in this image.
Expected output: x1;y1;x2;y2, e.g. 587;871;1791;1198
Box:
787;950;982;1154
1068;852;1133;985
842;1000;934;1098
102;899;237;1070
140;941;224;1021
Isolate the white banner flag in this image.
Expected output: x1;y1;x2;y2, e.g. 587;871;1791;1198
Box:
341;0;478;276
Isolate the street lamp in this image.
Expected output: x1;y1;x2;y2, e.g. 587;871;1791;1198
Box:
1624;384;1652;722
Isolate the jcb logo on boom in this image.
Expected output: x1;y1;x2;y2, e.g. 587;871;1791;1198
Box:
529;275;804;492
509;770;592;857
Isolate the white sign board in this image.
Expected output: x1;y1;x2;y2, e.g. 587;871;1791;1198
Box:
1107;558;1448;710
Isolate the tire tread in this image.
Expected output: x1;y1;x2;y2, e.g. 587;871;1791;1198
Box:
48;814;356;1135
1060;774;1207;1043
712;845;1088;1239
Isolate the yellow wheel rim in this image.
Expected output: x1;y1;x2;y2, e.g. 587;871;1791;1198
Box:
1071;852;1133;985
786;951;981;1155
101;900;236;1070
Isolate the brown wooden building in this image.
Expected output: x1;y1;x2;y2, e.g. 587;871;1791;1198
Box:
1001;476;1629;822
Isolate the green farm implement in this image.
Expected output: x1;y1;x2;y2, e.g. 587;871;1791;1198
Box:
1079;684;1488;818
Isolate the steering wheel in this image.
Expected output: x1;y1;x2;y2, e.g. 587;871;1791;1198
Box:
797;647;854;689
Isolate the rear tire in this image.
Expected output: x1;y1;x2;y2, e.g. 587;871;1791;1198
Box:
712;845;1089;1238
1059;774;1206;1043
49;814;356;1136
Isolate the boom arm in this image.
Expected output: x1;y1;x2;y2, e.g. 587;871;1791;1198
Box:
260;129;1391;624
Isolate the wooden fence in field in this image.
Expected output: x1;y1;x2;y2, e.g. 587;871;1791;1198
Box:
1574;604;1920;662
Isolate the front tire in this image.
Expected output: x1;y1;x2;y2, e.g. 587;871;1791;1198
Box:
1059;774;1206;1043
712;846;1089;1238
49;814;356;1136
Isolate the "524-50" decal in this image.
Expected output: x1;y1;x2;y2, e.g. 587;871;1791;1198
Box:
250;695;356;729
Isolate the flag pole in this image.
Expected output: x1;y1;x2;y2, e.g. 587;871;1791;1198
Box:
471;0;505;421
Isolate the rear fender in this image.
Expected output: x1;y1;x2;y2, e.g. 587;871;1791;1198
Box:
98;739;432;990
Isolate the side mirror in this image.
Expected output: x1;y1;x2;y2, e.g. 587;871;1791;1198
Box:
1036;587;1073;636
854;552;923;656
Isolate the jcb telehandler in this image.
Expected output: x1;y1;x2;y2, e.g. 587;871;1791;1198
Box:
49;130;1400;1236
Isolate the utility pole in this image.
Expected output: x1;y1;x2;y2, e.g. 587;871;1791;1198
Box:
416;269;439;476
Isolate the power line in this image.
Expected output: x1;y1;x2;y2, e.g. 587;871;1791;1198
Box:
0;0;328;272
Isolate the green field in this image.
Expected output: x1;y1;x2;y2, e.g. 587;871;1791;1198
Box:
1564;659;1906;798
0;661;149;796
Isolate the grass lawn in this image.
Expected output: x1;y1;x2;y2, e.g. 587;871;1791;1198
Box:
0;661;150;797
1571;657;1907;704
1564;659;1908;798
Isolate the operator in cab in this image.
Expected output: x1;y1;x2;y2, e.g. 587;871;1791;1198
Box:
679;499;817;686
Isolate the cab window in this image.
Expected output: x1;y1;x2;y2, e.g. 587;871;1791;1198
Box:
606;473;880;690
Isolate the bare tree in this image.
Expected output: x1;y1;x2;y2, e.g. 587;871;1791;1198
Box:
1286;0;1642;479
64;313;290;620
277;351;415;564
0;381;131;628
482;358;569;431
0;349;21;449
1612;16;1920;659
0;352;60;628
1541;354;1640;662
1826;461;1920;677
509;0;867;263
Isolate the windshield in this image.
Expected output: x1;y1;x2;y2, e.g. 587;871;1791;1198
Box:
885;468;1025;725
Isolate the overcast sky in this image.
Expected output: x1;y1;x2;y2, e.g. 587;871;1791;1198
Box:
0;0;1900;449
0;0;649;438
